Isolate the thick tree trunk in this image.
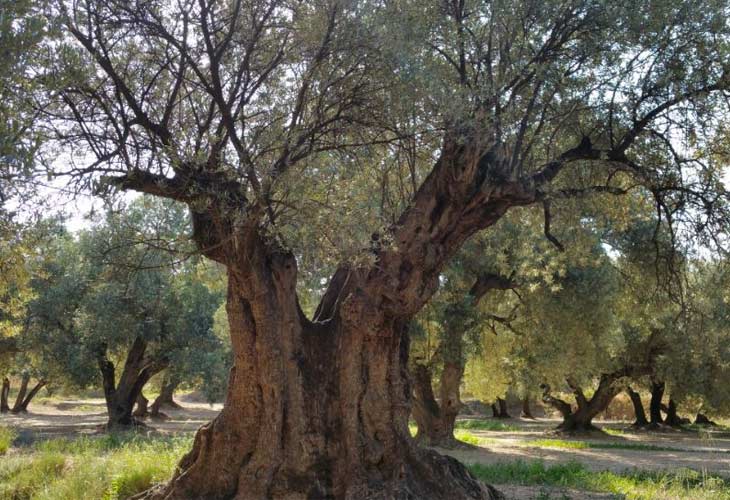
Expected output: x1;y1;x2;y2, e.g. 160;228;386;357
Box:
139;138;537;498
98;337;168;429
0;377;10;413
11;379;46;413
649;381;665;425
664;399;683;427
491;404;499;417
10;373;29;413
496;398;511;419
521;397;535;419
626;387;648;427
150;375;181;416
542;373;625;432
411;364;459;447
140;239;500;499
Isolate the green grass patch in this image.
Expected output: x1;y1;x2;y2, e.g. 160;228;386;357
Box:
527;438;690;453
0;426;16;455
455;419;519;432
0;433;192;500
454;429;481;445
468;460;730;499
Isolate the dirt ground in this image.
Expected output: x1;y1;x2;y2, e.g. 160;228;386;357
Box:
442;419;730;478
3;399;730;499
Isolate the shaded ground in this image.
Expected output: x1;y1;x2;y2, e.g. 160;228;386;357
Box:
441;418;730;479
1;395;222;445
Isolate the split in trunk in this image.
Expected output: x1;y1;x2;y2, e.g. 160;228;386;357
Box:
541;372;626;432
521;397;535;419
10;378;46;413
649;381;665;426
139;181;513;499
97;336;168;429
0;377;10;413
626;386;648;427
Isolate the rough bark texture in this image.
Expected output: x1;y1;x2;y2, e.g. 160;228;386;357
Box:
98;337;168;429
626;387;648;427
0;377;10;413
138;142;525;497
649;381;665;426
541;373;626;432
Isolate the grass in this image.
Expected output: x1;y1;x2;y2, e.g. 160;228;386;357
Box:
527;438;694;453
408;423;489;446
455;419;520;432
468;460;730;500
0;426;17;455
0;433;192;500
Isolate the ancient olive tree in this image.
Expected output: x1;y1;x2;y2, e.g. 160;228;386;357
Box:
41;0;730;497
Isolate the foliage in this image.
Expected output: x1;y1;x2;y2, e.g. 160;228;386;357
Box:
0;426;16;455
455;420;519;432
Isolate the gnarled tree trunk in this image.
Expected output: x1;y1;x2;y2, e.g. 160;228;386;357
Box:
150;374;181;417
649;381;665;426
541;372;625;432
139;150;520;498
626;386;648;427
0;377;10;413
98;337;169;429
11;378;46;413
411;363;461;447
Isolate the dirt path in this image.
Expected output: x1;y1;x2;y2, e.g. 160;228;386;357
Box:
1;397;222;444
